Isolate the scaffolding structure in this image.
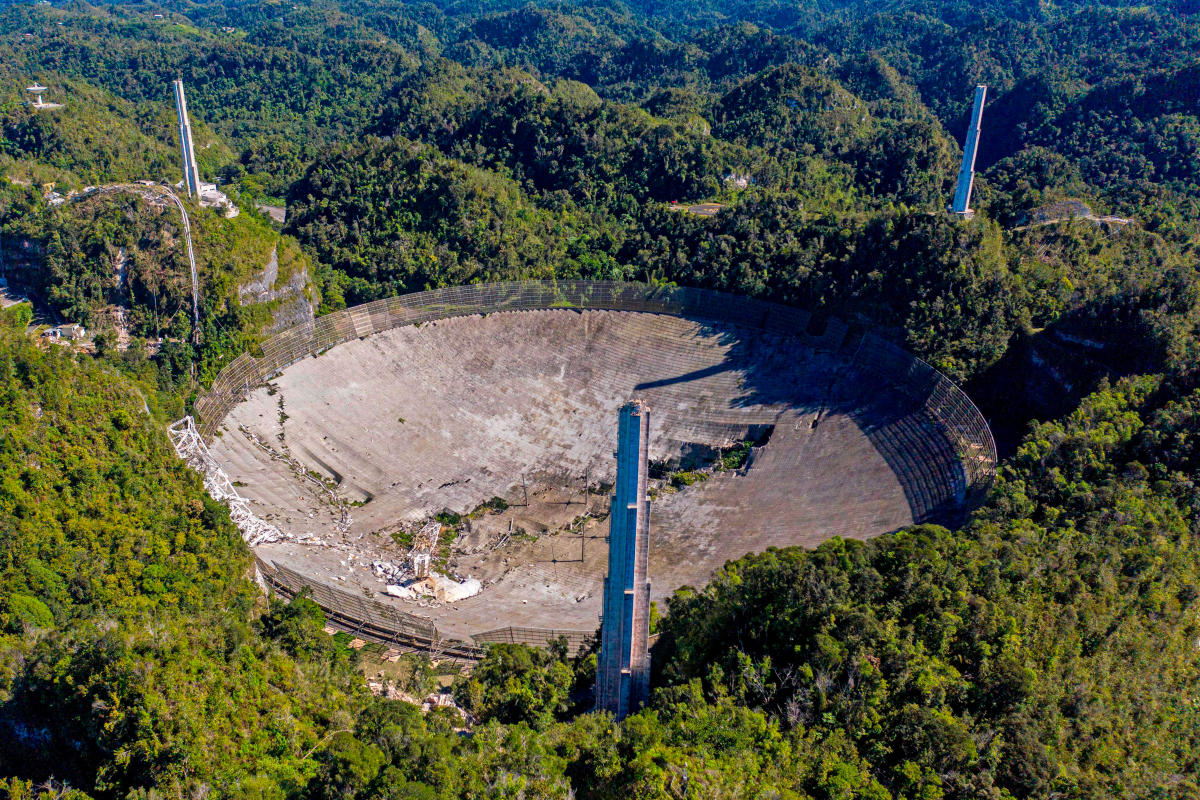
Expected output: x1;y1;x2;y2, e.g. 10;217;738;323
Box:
167;415;283;546
409;520;441;579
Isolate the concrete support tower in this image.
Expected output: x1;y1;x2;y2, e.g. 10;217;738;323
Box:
172;80;202;199
596;400;652;719
950;85;987;217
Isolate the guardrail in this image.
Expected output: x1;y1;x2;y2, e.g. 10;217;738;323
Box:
257;559;479;660
257;558;594;662
472;626;595;656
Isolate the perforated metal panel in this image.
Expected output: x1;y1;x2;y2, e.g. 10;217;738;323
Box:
194;281;996;505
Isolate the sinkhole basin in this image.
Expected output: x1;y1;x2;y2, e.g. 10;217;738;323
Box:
200;282;996;641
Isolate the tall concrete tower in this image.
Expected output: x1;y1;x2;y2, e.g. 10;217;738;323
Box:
950;85;987;217
595;400;652;719
172;80;202;199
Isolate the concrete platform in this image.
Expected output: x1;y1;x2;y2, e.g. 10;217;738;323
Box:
209;308;971;639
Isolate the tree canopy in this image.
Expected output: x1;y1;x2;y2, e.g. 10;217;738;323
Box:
1;0;1200;796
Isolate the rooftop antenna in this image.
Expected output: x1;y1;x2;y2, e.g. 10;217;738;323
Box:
172;79;202;199
950;85;987;218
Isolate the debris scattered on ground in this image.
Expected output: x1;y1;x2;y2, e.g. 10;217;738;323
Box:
364;682;472;725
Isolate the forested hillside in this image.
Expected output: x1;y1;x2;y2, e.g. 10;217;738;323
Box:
1;0;1199;796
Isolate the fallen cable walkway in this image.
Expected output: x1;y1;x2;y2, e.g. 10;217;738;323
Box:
168;415;284;545
168;415;590;663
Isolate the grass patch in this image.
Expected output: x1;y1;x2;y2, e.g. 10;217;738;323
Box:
718;441;754;471
470;496;509;516
670;470;707;488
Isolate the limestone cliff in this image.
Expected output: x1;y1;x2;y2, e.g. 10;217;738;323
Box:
238;242;317;335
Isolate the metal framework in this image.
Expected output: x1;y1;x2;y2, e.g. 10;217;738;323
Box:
257;557;593;661
167;415;283;546
177;280;1000;662
168;416;595;662
191;280;996;498
471;625;594;655
409;520;441;579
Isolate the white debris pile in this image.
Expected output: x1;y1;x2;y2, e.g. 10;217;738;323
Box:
384;573;481;603
372;560;408;582
168;417;357;552
168;416;285;546
432;574;482;602
169;418;479;609
372;556;481;604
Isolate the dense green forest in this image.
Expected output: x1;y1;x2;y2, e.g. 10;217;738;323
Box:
0;0;1199;796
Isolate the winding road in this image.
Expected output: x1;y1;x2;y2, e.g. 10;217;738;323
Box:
69;183;201;344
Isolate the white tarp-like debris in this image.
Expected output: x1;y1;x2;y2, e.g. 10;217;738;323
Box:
431;574;482;602
375;558;481;603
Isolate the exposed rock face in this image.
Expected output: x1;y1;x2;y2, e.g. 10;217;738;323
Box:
238;245;316;334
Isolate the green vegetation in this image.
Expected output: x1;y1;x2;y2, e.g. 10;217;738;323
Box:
668;469;706;488
660;378;1200;796
719;440;754;470
0;180;315;391
2;85;175;186
453;642;577;726
1;0;1200;797
0;321;364;795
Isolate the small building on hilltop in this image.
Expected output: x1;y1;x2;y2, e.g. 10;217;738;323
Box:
50;323;87;340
